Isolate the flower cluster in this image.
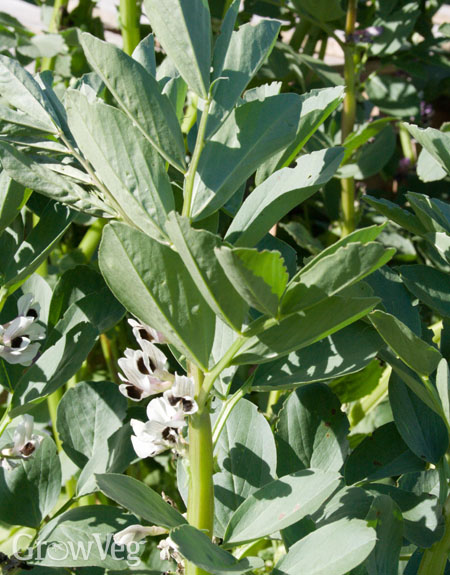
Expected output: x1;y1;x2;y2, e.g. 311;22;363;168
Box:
0;294;45;366
118;318;198;459
113;523;183;571
0;415;42;471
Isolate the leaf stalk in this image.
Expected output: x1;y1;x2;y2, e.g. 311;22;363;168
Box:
182;99;211;219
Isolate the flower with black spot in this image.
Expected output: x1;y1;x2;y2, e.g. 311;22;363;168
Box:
1;415;42;470
130;397;187;458
118;347;172;401
164;374;198;416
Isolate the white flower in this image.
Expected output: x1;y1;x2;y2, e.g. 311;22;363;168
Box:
158;536;182;565
130;397;187;459
0;316;45;366
164;374;198;415
17;294;40;320
118;347;172;401
0;295;45;366
1;415;42;470
113;524;167;547
128;318;167;349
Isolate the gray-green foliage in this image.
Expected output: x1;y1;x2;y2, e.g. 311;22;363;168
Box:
0;2;449;574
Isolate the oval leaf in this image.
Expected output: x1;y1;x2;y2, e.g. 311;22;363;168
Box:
96;473;187;529
224;468;341;545
273;518;376;575
99;222;215;370
80;33;186;172
143;0;211;98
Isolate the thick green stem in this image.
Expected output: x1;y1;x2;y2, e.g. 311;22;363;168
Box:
182;99;211;218
418;494;450;575
187;365;214;575
398;123;417;164
41;0;69;71
100;333;120;385
266;389;284;417
78;219;106;262
340;0;358;237
119;0;141;56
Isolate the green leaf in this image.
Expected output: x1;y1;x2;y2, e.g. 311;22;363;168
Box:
399;264;450;319
143;0;211;98
1;199;75;289
389;374;448;464
191;94;301;220
170;524;263;574
216;246;288;317
224;468;341;545
366;483;444;548
48;265;124;332
0;142;112;217
403;124;450;175
296;51;344;85
364;196;427;236
273;519;376;575
214;398;277;537
206;18;281;138
280;221;323;255
437;359;450;427
99;222;215;370
0;171;29;235
369;2;419;56
369;310;442;376
276;383;349;476
253;322;381;391
0;436;61;528
339;125;396;180
331;360;384;404
33;506;139;569
380;349;439;415
290;0;345;22
427;232;450;264
366;75;420;118
57;381;133;495
166;212;248;330
80;33;186;172
211;0;240;81
234;295;380;364
226;147;344;247
66;90;174;241
417;147;447;182
407;192;450;235
313;485;373;527
96;473;187;529
0;55;57;133
255;87;345;184
281;242;395;315
365;267;421;335
342;117;396;163
300;224;388;272
365;495;403;575
132;33;156;76
344;422;426;485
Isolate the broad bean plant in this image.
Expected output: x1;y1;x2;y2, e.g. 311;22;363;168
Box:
0;1;449;575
